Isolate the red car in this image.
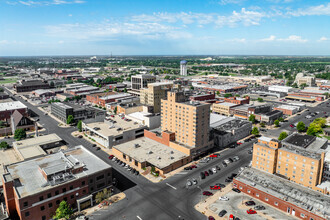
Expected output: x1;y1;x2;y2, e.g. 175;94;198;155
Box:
209;154;218;158
203;191;213;196
237;142;243;145
204;171;209;176
191;165;197;169
208;216;215;220
247;209;257;214
209;185;221;190
290;124;295;128
108;155;114;159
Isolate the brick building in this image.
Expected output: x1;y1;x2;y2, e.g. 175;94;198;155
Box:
224;96;250;105
2;145;112;220
14;80;50;93
0;101;28;120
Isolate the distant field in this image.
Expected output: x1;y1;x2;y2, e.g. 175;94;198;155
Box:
229;73;237;76
0;78;17;84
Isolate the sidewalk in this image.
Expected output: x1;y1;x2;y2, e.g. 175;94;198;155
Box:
38;106;71;128
82;192;126;217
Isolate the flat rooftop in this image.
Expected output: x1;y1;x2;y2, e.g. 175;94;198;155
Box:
100;93;132;101
214;119;251;131
5;145;111;198
275;105;300;110
84;115;145;137
113;137;188;169
13;134;62;149
210;113;234;128
0;101;26;111
215;102;238;107
281;133;328;159
235;168;330;219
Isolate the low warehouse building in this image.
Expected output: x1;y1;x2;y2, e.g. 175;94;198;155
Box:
112;137;191;175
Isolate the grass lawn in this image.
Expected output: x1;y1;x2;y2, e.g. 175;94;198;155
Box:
229;73;237;76
0;78;17;84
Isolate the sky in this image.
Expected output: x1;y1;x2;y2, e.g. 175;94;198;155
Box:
0;0;330;56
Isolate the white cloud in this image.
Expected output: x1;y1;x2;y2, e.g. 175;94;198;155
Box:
68;14;72;17
58;40;64;44
259;35;276;42
288;3;330;16
219;0;245;5
227;38;246;43
44;21;192;41
0;40;9;44
318;37;329;42
278;35;308;43
133;9;265;28
215;8;265;27
257;35;307;43
8;0;85;6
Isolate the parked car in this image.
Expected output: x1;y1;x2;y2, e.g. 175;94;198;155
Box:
228;158;233;163
191;165;197;169
233;156;239;161
225;178;232;182
204;171;209;176
237;142;243;145
212;168;217;173
192;179;198;185
208;169;213;175
222;161;228;167
92;144;97;147
208;216;215;220
224;159;230;164
200;172;205;179
254;205;265;210
78;135;83;138
219;196;229;201
210;185;221;190
203;191;213;196
232;188;241;193
216;183;225;188
216;165;221;170
96;147;101;150
108;155;114;160
218;210;227;217
245;201;256;206
135;171;139;176
246;209;257;214
209;154;218;158
184;166;192;170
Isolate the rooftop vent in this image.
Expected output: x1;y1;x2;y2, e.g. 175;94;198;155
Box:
134;144;140;148
157;156;161;160
170;151;174;154
170;157;174;160
148;151;153;154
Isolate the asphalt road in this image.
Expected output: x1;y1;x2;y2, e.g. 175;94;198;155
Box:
261;100;330;138
2;87;259;220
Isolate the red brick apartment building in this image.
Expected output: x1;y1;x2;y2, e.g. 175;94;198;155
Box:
224;96;250;105
2;146;112;220
233;168;330;220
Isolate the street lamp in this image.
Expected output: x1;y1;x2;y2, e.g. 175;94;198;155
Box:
196;185;203;204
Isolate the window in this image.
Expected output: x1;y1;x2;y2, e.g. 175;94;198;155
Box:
64;197;67;201
40;206;45;211
42;216;46;220
90;179;93;183
265;197;268;201
83;190;86;194
71;195;74;199
62;188;66;193
23;201;28;207
55;190;59;195
96;174;105;181
82;181;85;186
56;200;60;205
39;196;44;201
70;185;73;190
256;193;259;197
25;212;30;217
274;202;278;206
48;203;53;208
47;193;51;198
239;186;243;189
247;190;251;193
301;213;305;218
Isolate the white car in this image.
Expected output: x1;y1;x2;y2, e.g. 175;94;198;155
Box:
212;168;217;173
233;156;240;161
224;159;230;164
219;196;229;201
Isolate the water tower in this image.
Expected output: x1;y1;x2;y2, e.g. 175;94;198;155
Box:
180;60;188;76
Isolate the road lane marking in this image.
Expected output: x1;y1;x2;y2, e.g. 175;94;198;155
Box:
137;216;142;220
176;172;188;175
166;183;177;190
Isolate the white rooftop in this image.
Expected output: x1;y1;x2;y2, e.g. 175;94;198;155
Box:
258;136;273;143
0;101;27;111
276;105;300;110
210;113;235;128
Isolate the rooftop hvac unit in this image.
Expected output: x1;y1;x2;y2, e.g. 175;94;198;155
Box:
170;151;174;154
148;151;153;154
134;144;140;148
157;156;161;160
170;157;174;160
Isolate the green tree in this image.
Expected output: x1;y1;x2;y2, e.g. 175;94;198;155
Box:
296;121;306;132
216;91;220;96
14;128;26;141
77;120;82;132
278;117;284;122
249;114;256;124
66;115;74;125
292;83;298;88
0;141;9;149
164;75;170;80
251;127;259;136
260;122;265;127
323;92;329;99
274;120;280;127
278;132;288;141
53;201;73;220
50;81;55;87
114;106;117;114
313;118;326;128
95;188;111;204
224;93;232;98
114;87;118;92
123;88;127;93
190;86;194;90
257;97;264;102
307;123;322;136
300;83;307;89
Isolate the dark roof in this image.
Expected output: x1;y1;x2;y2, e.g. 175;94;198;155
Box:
264;110;281;116
11;110;23;128
19;80;48;87
284;133;316;148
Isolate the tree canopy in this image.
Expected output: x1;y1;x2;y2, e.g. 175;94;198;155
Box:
53;201;73;220
249;114;256;124
66;115;74;125
77;120;82;132
278;132;288;141
251;127;259;136
14;128;26;141
296;121;306;132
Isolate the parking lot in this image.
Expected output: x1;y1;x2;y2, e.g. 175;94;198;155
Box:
208;190;297;220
